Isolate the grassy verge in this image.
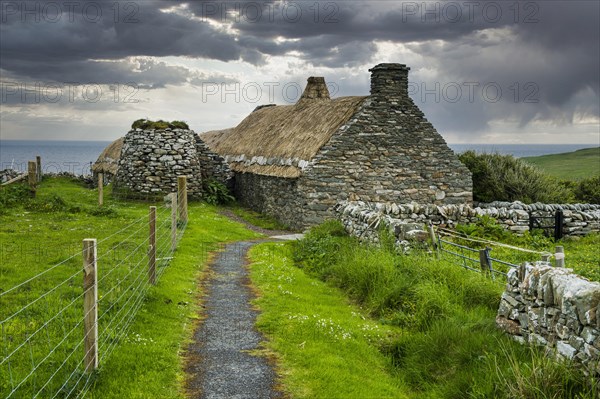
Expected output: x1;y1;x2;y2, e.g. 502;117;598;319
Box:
0;177;260;398
227;204;289;231
249;242;408;398
522;147;600;181
249;221;597;398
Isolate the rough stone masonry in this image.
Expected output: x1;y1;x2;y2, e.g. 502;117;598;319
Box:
113;128;231;199
497;263;600;375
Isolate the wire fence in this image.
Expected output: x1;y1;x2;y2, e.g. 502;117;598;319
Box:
434;226;554;280
0;184;189;398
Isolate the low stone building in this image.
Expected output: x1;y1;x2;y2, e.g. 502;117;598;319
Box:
202;63;472;229
94;127;231;199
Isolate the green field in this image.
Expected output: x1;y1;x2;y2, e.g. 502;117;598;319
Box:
523;147;600;180
1;178;599;398
0;177;259;398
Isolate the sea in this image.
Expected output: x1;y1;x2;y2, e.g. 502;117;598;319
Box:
0;140;598;176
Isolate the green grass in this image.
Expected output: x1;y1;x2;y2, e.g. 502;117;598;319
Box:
249;242;408;398
263;221;598;398
0;177;260;398
522;147;600;181
227;204;290;231
453;216;600;282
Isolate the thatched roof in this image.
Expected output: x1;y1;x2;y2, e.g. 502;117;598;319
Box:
92;137;124;175
201;95;368;178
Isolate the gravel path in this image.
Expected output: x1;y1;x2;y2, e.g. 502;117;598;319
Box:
185;240;283;399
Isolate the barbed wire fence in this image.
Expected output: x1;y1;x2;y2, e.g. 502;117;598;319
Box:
0;178;190;398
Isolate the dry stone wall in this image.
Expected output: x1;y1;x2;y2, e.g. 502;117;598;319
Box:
195;136;233;188
114;128;203;199
336;201;600;244
497;263;600;375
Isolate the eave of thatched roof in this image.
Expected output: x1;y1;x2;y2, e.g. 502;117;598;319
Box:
92;137;124;175
201;96;367;178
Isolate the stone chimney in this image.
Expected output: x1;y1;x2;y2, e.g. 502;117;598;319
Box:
299;77;330;101
369;63;410;101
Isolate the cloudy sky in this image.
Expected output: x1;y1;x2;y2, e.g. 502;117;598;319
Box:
1;0;599;144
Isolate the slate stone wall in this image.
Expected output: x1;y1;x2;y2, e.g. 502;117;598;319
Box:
234;173;300;229
297;64;472;228
195;135;233;188
336;200;600;245
498;263;600;375
114;128;203;199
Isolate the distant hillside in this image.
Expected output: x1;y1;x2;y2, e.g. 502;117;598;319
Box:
523;147;600;181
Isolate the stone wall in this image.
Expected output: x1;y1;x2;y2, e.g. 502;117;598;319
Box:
336;201;600;245
479;201;600;236
114;128;203;199
234;173;300;229
497;263;600;375
195;135;233;188
298;64;472;228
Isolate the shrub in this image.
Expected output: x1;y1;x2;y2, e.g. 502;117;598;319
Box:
202;179;234;205
458;151;574;203
25;194;80;213
575;176;600;203
0;183;30;208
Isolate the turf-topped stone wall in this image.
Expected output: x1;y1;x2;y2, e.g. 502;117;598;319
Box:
335;201;600;243
114;128;204;199
497;263;600;375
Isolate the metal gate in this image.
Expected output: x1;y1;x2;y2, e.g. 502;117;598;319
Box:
528;209;564;240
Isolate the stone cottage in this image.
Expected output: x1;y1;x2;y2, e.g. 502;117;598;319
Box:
94;127;231;199
201;63;472;229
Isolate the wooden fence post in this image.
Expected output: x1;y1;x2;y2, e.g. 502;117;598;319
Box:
479;247;492;276
171;193;177;252
98;173;104;207
83;238;98;372
177;176;188;224
36;156;42;182
149;206;157;285
428;224;439;258
555;246;565;268
28;161;37;197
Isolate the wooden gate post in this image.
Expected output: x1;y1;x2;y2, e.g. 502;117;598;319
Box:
36;156;42;182
149;206;157;284
479;247;492;276
98;173;104;207
28;161;37;197
427;224;439;258
83;239;98;372
171;193;177;251
177;176;188;224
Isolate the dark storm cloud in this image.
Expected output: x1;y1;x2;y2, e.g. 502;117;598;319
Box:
0;0;252;82
0;0;598;139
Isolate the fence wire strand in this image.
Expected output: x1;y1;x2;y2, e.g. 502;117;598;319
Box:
1;194;187;399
